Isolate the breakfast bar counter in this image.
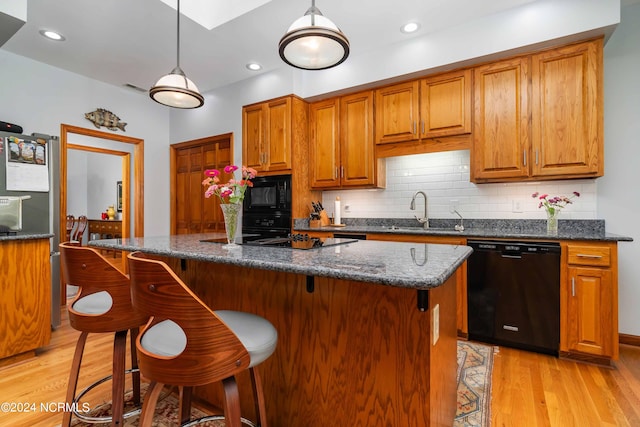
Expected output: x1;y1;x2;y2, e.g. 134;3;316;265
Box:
90;234;472;426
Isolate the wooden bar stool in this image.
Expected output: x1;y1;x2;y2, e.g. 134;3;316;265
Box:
127;251;278;427
59;242;149;426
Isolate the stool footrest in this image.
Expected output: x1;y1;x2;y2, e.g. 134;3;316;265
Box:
72;368;142;423
181;415;256;427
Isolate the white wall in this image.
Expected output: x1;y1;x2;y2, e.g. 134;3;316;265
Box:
599;2;640;336
0;49;171;236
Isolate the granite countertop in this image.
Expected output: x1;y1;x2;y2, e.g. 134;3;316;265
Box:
88;233;472;290
294;218;633;242
0;233;54;242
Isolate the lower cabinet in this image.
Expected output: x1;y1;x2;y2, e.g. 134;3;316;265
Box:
561;242;618;363
0;238;51;361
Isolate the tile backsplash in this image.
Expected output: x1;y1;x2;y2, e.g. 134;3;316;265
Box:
321;150;597;221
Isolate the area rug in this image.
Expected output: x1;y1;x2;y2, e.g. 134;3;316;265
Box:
72;341;494;426
454;340;495;427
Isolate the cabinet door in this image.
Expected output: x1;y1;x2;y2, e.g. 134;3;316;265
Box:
472;57;530;181
175;148;193;234
340;91;376;187
566;266;613;357
419;70;472;138
309;98;340;188
202;141;230;233
265;97;292;171
242;104;265;172
187;147;204;234
531;40;602;178
375;81;420;144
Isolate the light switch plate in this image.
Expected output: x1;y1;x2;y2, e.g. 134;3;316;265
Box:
432;303;440;345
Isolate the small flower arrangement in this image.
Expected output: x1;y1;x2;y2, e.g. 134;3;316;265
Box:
531;191;580;215
202;165;257;204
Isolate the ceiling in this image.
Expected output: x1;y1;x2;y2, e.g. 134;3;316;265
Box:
1;0;622;95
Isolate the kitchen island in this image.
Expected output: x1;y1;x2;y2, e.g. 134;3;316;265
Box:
90;234;472;427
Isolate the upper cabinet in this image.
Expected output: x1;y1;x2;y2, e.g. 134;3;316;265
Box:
309;91;384;189
472;57;530;181
243;95;307;174
530;40;603;178
374;81;420;144
374;70;472;155
419;70;472;139
472;38;603;183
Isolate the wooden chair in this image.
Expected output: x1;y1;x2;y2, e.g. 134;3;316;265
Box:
71;215;88;244
59;242;149;426
65;215;75;242
127;251;278;427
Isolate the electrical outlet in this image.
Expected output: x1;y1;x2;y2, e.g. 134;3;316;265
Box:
344;204;350;212
449;199;459;214
512;199;523;213
432;304;440;345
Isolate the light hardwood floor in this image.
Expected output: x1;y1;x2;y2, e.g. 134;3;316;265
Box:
1;307;639;427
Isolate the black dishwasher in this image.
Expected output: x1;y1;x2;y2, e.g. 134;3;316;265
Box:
467;240;560;355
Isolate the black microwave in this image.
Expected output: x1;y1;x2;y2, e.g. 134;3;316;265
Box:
243;174;292;214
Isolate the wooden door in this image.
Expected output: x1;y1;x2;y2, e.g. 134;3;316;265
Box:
419;70;472;138
531;39;603;178
340;90;376;187
566;266;613;357
309;98;340;188
471;57;530;181
265;97;292;171
172;135;232;235
375;81;420;144
242;104;265;172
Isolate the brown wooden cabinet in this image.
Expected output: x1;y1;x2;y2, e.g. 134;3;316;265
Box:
309;91;384;189
88;219;123;238
530;40;603;178
472;38;603;183
171;135;232;235
472;56;530;181
374;70;473;158
375;81;420;145
0;238;51;362
242;95;308;174
419;70;472;139
562;242;618;363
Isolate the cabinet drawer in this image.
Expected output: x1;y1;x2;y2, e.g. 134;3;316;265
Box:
567;245;611;267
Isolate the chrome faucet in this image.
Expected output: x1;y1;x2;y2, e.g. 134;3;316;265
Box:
410;191;429;229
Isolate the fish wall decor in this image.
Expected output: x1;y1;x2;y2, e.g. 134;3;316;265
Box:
84;108;127;132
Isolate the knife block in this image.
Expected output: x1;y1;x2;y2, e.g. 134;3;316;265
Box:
319;210;331;226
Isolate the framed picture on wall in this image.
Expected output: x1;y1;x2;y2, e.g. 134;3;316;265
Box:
117;181;123;212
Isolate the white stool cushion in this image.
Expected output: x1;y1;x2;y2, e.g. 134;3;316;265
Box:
71;291;113;315
140;319;187;357
216;310;278;367
139;312;277;366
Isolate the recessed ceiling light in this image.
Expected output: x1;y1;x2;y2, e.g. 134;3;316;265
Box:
246;62;262;71
401;22;421;34
39;29;66;41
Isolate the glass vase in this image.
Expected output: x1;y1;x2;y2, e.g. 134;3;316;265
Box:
546;209;559;235
220;203;242;247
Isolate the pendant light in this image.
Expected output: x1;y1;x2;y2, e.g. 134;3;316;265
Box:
279;0;349;70
150;0;204;109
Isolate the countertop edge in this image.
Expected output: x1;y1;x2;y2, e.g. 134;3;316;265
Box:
295;225;632;242
0;233;54;242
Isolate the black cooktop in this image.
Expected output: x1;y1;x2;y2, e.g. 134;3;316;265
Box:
243;236;358;250
201;234;358;250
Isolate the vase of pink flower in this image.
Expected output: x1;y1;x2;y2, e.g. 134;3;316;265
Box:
203;165;257;246
531;191;580;234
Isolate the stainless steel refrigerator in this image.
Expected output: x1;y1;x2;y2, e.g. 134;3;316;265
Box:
0;130;61;328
